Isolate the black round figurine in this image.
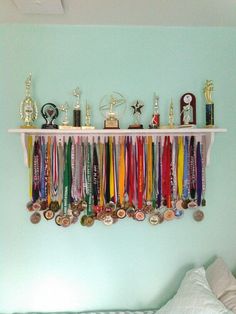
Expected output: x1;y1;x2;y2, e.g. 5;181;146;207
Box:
41;103;59;129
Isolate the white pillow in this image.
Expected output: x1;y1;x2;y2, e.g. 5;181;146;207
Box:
206;257;236;313
156;267;232;314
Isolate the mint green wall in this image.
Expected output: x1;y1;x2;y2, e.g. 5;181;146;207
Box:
0;25;235;313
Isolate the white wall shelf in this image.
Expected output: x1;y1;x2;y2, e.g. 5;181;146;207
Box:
8;127;227;167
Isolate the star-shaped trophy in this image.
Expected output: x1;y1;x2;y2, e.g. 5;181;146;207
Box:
128;100;144;129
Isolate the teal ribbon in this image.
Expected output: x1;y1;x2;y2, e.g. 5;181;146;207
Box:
62;137;72;215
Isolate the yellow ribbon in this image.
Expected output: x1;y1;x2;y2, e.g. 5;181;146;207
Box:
119;137;125;204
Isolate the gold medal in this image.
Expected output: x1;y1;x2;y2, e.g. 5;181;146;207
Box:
49;201;60;212
116;208;126;219
30;212;41;224
55;214;63;226
61;215;71;227
44;209;55;220
80;215;88;226
193;210;204;222
163;209;175;221
85;216;95;227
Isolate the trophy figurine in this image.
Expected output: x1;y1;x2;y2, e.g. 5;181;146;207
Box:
73;87;81;127
128;100;144;129
168;98;175;128
204;80;214;127
41;103;59;129
20;74;38;128
99;92;126;129
149;93;160;129
59;102;71;129
82;102;95;130
180;93;196;127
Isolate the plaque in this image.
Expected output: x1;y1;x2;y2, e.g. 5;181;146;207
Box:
180;93;196;127
41;103;59;129
128;100;144;129
20;74;38;128
204;80;214;127
99;92;126;129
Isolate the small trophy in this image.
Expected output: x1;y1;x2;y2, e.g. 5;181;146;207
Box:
180;93;196;127
99;92;126;129
149;93;160;129
73;87;81;128
41;103;59;129
128;100;144;129
204;80;214;127
20;74;38;128
59;102;71;129
168;98;175;128
82;102;95;130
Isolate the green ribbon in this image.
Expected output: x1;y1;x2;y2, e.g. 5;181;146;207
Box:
62;137;72;215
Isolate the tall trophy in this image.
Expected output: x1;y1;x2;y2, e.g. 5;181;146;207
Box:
59;102;71;129
82;102;95;129
180;93;196;127
73;87;81;127
128;100;144;129
204;80;214;127
149;93;160;129
168;98;175;128
99;92;126;129
20;74;38;128
41;103;59;129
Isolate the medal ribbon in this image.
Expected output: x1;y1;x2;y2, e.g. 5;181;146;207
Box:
62;138;72;215
128;137;134;205
177;137;184;199
162;136;171;208
109;137;115;202
157;139;162;208
27;136;33;200
118;137;125;205
190;136;196;199
32;139;40;202
51;136;59;201
40;136;46;199
105;138;110;203
92;143;99;206
137;136;144;209
86;142;92;215
99;141;105;207
47;137;51;206
146;136;153;201
171;137;177;202
183;136;189;200
196;141;202;206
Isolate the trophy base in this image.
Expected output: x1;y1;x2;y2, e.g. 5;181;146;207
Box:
205;124;215;128
179;124;196;128
104;119;119;129
160;125;176;129
41;124;58;129
128;124;143;129
82;126;95;130
59;125;73;129
20;125;37;129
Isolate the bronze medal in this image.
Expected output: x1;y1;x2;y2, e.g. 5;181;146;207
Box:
40;200;48;211
188;201;198;209
61;215;71;227
26;201;34;212
49;201;60;213
32;201;41;211
44;209;55;220
55;214;63;226
30;212;41;224
134;210;146;221
163;209;175;221
176;199;183;210
71;202;79;211
116;208;126;219
181;199;189;209
193;210;204;222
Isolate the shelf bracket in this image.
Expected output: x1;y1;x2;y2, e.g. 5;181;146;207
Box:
205;132;215;166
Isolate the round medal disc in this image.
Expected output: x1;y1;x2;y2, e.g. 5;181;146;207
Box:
30;212;41;224
181;199;190;209
61;215;71;227
26;201;34;212
80;215;88;226
134;210;146;221
149;214;160;225
81;201;87;210
32;202;41;211
174;209;184;218
193;210;204;222
164;209;175;221
49;201;60;212
188;201;198;209
40;200;48;211
44;209;55;220
126;207;135;217
55;214;63;226
71;216;79;224
116;208;126;219
86;216;95;227
176;200;184;210
103;215;113;226
72;208;80;217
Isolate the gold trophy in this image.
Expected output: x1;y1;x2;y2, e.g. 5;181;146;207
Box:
204;80;214;127
168;98;175;128
82;102;95;130
99;92;126;129
20;74;38;128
